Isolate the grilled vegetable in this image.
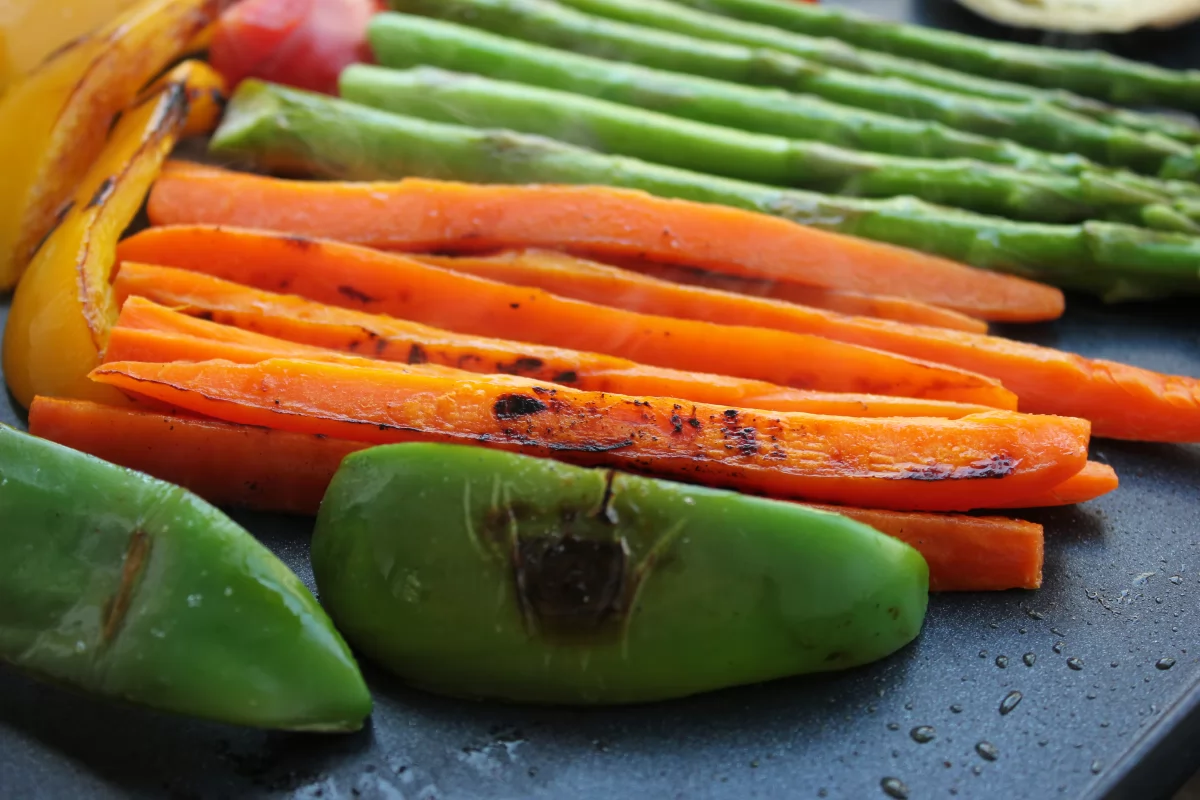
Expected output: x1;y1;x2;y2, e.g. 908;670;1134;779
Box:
30;397;1062;591
0;0;219;288
110;288;999;420
554;0;1200;145
88;356;1092;512
385;0;1197;176
341;65;1179;226
117;227;1017;407
2;60;225;410
0;424;371;730
200;83;1200;301
671;0;1200;111
311;443;929;703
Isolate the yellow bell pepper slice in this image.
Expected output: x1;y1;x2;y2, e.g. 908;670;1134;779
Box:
3;60;227;410
0;0;219;290
0;0;142;80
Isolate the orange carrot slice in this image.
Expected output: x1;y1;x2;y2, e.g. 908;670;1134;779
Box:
29;395;1042;590
116;227;1017;409
145;162;1065;322
89;357;1091;512
112;294;997;419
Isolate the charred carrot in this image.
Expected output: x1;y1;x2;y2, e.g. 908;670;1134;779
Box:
146;162;1065;322
988;460;1118;508
89;357;1091;512
27;396;368;516
29;395;1038;591
266;237;1200;443
423;251;990;334
116;227;1016;409
807;504;1044;591
112;295;997;419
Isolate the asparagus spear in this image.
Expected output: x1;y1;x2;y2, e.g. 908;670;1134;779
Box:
671;0;1200;113
386;0;1198;177
341;65;1179;228
558;0;1200;146
212;80;1200;300
367;14;1199;204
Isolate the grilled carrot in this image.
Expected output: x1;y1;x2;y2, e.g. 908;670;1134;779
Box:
145;162;1065;321
89;357;1091;512
28;395;1040;590
112;295;997;419
988;460;1117;508
808;505;1044;591
115;227;1016;408
283;238;1200;443
426;251;990;334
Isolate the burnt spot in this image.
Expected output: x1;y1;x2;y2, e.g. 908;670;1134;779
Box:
337;285;377;304
670;414;684;434
28;200;75;259
285;235;316;250
532;386;550;396
208;87;229;111
895;455;1017;481
106;110;124;139
102;530;152;643
375;336;390;355
513;534;630;641
553;370;579;384
596;469;619;525
497;357;545;375
193;310;214;322
407;344;428;365
888;606;900;621
493;393;549;420
278;278;292;291
348;340;362;352
86;177;116;210
545;438;634;454
723;426;760;457
510;302;521;310
723;409;739;420
688;417;701;430
456;353;484;370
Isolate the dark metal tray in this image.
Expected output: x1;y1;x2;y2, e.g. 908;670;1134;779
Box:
2;2;1199;797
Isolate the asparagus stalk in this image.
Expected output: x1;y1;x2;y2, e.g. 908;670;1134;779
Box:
557;0;1200;146
671;0;1200;113
385;0;1198;177
341;65;1181;228
367;14;1200;203
212;80;1200;301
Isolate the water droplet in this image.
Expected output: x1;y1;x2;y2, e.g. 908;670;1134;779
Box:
880;777;909;799
1170;575;1183;585
1091;760;1103;775
1053;641;1065;654
999;691;1023;715
74;640;86;653
950;704;963;714
1111;661;1120;668
1067;657;1084;671
887;722;900;731
1100;721;1110;728
1028;609;1045;620
867;705;877;714
1087;692;1097;700
1156;657;1176;670
1023;652;1036;667
750;759;760;769
972;765;983;776
1019;627;1028;634
1038;739;1049;747
995;655;1009;668
910;726;936;744
904;701;914;711
976;741;1000;761
224;586;233;597
979;649;988;658
1155;597;1164;604
186;593;202;608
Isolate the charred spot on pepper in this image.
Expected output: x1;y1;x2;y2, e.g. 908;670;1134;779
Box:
497;357;545;375
895;454;1017;481
494;393;549;420
595;470;619;525
28;200;75;259
101;530;152;645
670;414;684;434
407;344;428;365
512;533;631;643
337;285;377;304
86;178;117;210
552;371;579;384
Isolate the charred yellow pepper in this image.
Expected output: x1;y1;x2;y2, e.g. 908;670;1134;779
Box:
0;0;219;289
3;60;226;409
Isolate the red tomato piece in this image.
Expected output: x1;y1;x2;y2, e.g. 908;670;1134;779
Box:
209;0;383;95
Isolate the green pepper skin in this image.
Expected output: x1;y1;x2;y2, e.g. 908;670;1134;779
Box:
0;424;372;731
311;444;928;705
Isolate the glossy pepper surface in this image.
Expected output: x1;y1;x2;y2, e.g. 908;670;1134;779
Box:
312;443;929;705
0;424;372;731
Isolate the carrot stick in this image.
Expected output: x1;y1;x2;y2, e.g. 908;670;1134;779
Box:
29;395;1040;591
988;460;1118;508
115;227;1017;409
146;162;1065;322
112;295;998;419
89;357;1091;512
428;252;990;334
309;238;1200;443
806;505;1043;591
27;396;367;516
